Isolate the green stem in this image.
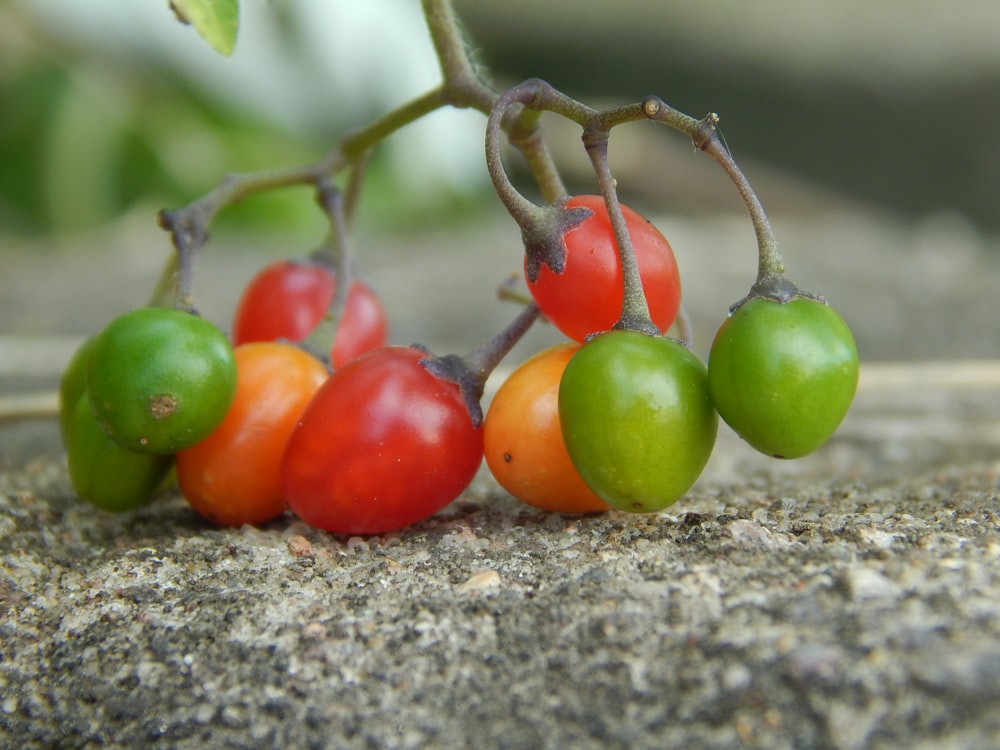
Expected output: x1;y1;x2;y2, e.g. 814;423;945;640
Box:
696;128;785;285
342;153;370;229
339;86;449;161
421;301;541;426
423;1;568;198
422;0;494;112
165;84;449;234
146;251;179;309
642;96;803;301
583;137;656;335
156;0;567;312
506;108;566;203
302;182;352;365
157;86;448;308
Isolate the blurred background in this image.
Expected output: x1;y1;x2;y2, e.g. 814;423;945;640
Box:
6;0;1000;233
461;0;1000;225
3;0;1000;407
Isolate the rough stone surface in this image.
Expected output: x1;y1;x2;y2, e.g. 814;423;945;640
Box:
3;183;1000;750
3;366;1000;749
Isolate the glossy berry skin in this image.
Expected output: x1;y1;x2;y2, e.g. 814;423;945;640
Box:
232;260;388;369
559;330;718;513
281;346;483;536
484;343;609;514
526;195;681;342
87;308;238;455
66;396;174;513
708;296;859;459
59;336;96;444
176;342;328;527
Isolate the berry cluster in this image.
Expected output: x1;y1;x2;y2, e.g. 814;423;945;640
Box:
58;0;859;536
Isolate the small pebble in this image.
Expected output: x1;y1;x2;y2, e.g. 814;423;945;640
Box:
287;535;314;557
457;569;501;593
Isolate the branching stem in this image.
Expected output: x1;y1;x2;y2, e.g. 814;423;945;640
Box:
301;182;352;365
583;138;655;335
641;96;807;305
486;79;659;334
155;0;804;379
158;0;564;315
157;84;449;306
421;302;541;426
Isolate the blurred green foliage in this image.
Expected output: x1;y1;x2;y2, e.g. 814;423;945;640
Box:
1;13;311;236
0;2;494;242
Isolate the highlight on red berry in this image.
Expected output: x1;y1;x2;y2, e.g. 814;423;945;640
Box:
232;259;388;368
281;346;484;536
53;3;861;544
525;195;682;342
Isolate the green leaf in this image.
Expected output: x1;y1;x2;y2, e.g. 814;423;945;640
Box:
170;0;239;57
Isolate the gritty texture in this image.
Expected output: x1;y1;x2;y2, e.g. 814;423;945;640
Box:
3;188;1000;749
3;374;1000;750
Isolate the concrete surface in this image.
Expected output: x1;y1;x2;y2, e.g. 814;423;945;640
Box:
3;200;1000;748
2;362;1000;749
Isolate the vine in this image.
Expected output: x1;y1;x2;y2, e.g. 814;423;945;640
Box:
52;0;859;531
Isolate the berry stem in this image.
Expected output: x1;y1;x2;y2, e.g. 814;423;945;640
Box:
642;96;805;304
466;300;542;389
696;120;815;303
157;0;567;310
673;305;694;348
301;181;352;365
496;274;538;309
485;81;593;282
485;83;546;223
582;127;657;336
485;80;658;335
506;107;567;203
147;252;179;309
421;301;541;426
695;127;785;287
